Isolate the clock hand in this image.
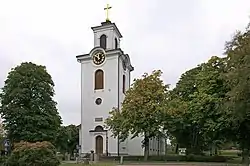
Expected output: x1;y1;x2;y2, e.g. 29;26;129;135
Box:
98;53;101;60
95;54;99;60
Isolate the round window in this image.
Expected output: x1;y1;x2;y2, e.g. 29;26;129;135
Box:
95;98;102;105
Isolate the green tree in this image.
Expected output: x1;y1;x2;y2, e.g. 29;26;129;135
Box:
224;22;250;165
0;62;62;143
166;66;203;154
55;125;79;155
65;125;79;155
55;126;68;154
189;56;230;155
106;70;168;160
166;56;230;155
164;97;189;154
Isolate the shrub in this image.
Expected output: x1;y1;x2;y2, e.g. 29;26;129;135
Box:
5;141;60;166
219;150;241;156
0;156;8;165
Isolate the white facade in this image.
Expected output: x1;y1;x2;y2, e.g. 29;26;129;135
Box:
76;21;166;156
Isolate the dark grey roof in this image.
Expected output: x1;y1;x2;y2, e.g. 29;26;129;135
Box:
76;53;89;59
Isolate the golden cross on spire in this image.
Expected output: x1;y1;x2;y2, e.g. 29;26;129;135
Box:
104;3;112;22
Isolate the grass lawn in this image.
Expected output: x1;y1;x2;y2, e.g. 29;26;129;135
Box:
59;150;243;166
59;161;243;166
60;162;117;166
60;163;241;166
60;164;116;166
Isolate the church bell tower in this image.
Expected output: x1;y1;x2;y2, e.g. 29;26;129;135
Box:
76;4;134;156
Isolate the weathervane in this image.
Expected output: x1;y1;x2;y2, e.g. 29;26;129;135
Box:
104;3;112;22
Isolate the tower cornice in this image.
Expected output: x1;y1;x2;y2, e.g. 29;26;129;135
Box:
76;47;124;63
91;21;122;38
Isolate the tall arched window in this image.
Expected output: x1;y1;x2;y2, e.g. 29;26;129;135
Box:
100;34;107;50
123;75;126;93
95;69;104;90
115;38;118;49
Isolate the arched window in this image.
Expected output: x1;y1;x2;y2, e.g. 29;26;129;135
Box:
95;69;104;90
100;34;107;50
115;38;118;49
123;75;126;93
95;125;104;132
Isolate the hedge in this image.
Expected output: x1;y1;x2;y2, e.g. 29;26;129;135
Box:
100;154;233;162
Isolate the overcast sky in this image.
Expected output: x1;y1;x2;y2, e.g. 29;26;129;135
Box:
0;0;250;125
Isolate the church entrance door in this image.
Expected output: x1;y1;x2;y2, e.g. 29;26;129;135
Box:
95;135;103;154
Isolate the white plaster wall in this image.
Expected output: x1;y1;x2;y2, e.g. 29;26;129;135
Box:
80;55;119;154
118;57;126;107
80;52;165;156
94;28;120;50
118;57;137;155
80;22;137;156
148;137;166;156
127;136;166;156
118;57;146;156
119;139;129;155
107;130;118;155
79;27;168;156
149;138;157;155
127;136;144;156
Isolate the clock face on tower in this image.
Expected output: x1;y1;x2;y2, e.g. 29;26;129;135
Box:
93;50;106;65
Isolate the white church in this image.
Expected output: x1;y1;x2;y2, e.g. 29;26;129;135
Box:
76;7;166;156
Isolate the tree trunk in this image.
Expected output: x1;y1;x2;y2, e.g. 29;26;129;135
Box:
209;144;213;156
144;136;149;161
214;146;218;156
209;142;215;156
165;139;167;155
157;136;160;156
242;148;249;166
175;143;179;154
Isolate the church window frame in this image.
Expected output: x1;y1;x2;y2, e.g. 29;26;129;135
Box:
95;69;104;90
95;125;104;132
115;38;118;49
100;34;107;50
95;98;102;105
122;74;126;94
